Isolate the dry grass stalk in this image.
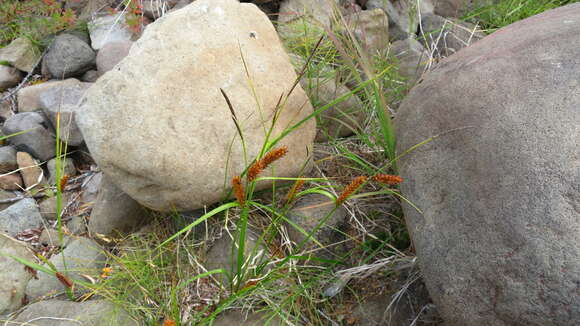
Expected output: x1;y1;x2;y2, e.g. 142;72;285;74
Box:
336;176;367;205
285;179;305;204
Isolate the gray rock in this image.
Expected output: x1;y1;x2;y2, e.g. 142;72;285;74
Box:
0;38;41;73
25;237;106;299
88;13;134;50
213;311;283;326
96;41;133;75
395;4;580;325
286;193;347;262
0;146;18;173
419;14;485;57
88;175;148;237
43;34;96;79
0;233;36;315
39;81;92;146
0;198;43;236
0;189;19;211
47;157;76;185
81;172;102;204
389;38;429;84
9;299;139;326
39;228;72;247
204;228;269;286
300;77;365;141
2;112;56;161
366;0;434;41
432;0;495;18
38;193;72;220
77;0;315;212
17;78;80;113
0;66;22;91
277;0;341;39
81;70;100;82
66;215;87;235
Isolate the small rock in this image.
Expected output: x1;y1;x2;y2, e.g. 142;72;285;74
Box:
16;78;80;113
2;112;56;161
81;70;100;82
88;13;134;50
16;152;46;190
39;80;92;146
204;228;269;286
286;193;347;261
46;157;76;185
300;77;365;141
39;228;72;247
0;146;18;173
0;91;15;121
25;237;106;299
278;0;340;36
96;41;133;75
11;299;139;325
0;37;41;73
81;171;102;204
0;173;23;191
335;8;389;54
38;193;73;220
0;65;22;91
366;0;434;41
88;175;148;237
213;311;283;326
420;14;485;57
0;189;19;211
0;232;36;315
389;38;430;84
43;34;96;79
0;198;43;236
67;215;87;235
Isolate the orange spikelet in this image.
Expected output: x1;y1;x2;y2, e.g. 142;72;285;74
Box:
59;174;69;191
261;146;288;167
55;272;74;289
336;176;367;206
232;176;245;207
285;179;305;203
163;319;176;326
247;146;288;181
373;174;403;185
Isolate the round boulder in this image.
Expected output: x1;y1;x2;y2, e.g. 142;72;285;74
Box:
395;4;580;326
77;0;315;211
43;34;96;79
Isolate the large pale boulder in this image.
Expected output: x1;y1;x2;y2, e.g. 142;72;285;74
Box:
396;4;580;326
77;0;315;212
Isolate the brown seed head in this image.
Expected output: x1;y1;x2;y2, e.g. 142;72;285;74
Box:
232;176;245;207
55;272;74;289
373;174;403;185
336;176;367;206
59;174;69;191
247;146;288;181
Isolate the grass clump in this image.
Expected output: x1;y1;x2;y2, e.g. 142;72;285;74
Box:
465;0;579;33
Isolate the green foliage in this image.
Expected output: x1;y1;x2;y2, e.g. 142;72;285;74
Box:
466;0;580;33
0;0;79;48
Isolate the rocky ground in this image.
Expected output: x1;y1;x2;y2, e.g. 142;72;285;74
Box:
0;0;578;325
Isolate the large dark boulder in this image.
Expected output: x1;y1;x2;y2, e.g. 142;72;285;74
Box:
395;4;580;326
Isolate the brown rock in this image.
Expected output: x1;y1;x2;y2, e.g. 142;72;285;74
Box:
0;173;23;190
16;152;45;190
